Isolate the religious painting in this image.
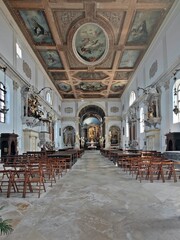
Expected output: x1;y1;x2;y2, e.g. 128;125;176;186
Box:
72;23;109;65
127;10;162;45
114;72;131;80
58;83;72;92
51;72;68;81
39;50;64;69
19;10;54;44
109;126;120;145
74;71;108;80
119;50;141;68
63;94;75;99
111;82;125;92
76;82;107;92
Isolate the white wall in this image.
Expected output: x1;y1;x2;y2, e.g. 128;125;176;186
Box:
120;0;180;152
0;1;62;153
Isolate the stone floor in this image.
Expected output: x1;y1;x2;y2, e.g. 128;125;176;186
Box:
1;150;180;240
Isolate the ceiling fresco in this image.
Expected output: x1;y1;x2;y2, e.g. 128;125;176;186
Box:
72;23;109;65
39;50;64;69
75;82;107;92
3;0;176;99
19;10;54;45
73;72;108;81
119;50;141;69
58;82;72;92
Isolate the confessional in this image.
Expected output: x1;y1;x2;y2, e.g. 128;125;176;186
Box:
166;132;180;151
0;133;18;157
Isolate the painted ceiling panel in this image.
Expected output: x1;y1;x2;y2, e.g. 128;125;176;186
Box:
39;50;64;69
3;0;176;99
19;10;54;44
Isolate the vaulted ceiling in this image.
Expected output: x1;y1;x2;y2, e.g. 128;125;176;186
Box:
3;0;175;99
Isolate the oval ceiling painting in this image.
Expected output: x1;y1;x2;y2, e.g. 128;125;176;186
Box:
72;23;109;66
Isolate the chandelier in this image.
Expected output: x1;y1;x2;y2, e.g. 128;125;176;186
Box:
173;69;180;115
0;66;9;114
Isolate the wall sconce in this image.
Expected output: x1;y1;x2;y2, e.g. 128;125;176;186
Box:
36;87;52;95
0;66;9;114
137;87;148;94
173;68;180;115
137;86;158;95
173;105;179;115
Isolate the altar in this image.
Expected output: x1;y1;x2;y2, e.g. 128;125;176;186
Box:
87;141;98;149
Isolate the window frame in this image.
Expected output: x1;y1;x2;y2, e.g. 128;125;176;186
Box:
0;82;6;123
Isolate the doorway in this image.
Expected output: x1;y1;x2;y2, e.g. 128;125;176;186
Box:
79;105;105;149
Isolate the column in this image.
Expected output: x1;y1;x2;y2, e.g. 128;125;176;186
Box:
75;117;80;149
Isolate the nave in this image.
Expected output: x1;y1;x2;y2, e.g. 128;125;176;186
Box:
2;151;180;240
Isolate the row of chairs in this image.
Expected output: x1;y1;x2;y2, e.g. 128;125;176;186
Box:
0;156;68;198
116;156;180;183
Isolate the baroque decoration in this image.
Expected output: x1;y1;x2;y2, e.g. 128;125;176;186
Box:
72;23;109;66
3;0;175;99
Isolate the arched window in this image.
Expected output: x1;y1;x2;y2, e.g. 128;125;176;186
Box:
129;91;136;106
126;116;129;138
140;107;144;133
173;79;180;123
46;91;52;105
0;82;6;123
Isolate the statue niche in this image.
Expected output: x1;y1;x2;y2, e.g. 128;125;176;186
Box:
109;126;120;146
63;126;75;147
144;89;161;127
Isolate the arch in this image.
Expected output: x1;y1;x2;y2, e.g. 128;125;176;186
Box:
129;91;136;106
78;104;106;149
109;125;121;146
77;103;106;117
63;126;75;147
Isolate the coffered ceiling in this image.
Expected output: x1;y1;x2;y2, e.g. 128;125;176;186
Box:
3;0;175;99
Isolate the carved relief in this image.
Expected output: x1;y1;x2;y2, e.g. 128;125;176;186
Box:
64;107;73;113
54;10;84;43
23;60;31;79
99;11;125;43
110;106;119;113
149;60;158;78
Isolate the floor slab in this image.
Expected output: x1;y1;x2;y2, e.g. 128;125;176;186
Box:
1;150;180;240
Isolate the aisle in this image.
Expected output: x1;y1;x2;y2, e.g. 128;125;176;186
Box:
3;150;180;240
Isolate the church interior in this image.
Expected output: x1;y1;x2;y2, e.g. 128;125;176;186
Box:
0;0;180;154
0;0;180;239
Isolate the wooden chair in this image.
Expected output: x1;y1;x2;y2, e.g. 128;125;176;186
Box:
26;167;46;198
39;161;56;187
136;160;151;182
7;169;31;198
0;170;15;196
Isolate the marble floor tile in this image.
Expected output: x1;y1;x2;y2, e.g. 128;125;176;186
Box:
1;150;180;240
